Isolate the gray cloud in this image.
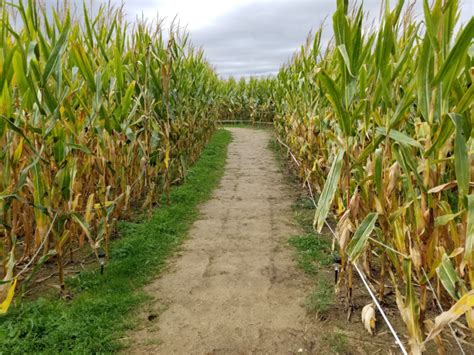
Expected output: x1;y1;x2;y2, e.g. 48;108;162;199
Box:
191;0;336;78
187;0;473;78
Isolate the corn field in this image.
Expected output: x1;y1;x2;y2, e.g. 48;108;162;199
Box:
0;0;221;306
274;0;473;353
1;0;473;353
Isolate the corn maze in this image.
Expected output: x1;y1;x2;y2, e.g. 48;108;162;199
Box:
0;0;473;353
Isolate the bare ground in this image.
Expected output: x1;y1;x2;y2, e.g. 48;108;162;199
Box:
124;128;398;354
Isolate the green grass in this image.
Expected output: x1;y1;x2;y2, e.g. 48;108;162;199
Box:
323;329;349;354
0;129;232;354
288;234;332;275
305;279;334;316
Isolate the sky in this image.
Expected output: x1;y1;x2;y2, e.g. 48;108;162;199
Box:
51;1;474;78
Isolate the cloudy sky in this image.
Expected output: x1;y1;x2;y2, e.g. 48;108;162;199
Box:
61;1;474;78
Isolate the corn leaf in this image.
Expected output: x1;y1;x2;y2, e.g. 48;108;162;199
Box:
313;149;345;232
0;278;17;315
450;113;469;202
464;195;474;267
436;253;462;300
346;212;378;261
424;290;474;343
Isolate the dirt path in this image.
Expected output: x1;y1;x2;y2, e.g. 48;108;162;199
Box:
127;127;317;353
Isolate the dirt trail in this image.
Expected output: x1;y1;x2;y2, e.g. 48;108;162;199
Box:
127;127;317;353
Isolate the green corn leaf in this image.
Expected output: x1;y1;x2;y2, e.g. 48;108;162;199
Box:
455;84;474;114
0;115;39;155
432;17;474;86
464;195;474;267
436;253;462;300
12;50;28;95
319;71;351;136
67;143;92;155
42;15;70;85
121;81;136;117
401;258;423;353
0;82;12;119
422;0;440;52
313;149;345;233
425;114;455;157
376;127;422;149
31;163;46;221
346;212;378;261
25;41;37;73
450;113;469;202
337;44;354;77
434;212;462;227
389;91;415;128
374;147;383;197
416;35;431;121
71;213;91;240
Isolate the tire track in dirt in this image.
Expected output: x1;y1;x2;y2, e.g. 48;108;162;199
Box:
126;127;317;354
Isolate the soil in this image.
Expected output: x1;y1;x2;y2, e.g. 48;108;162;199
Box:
123;128;407;354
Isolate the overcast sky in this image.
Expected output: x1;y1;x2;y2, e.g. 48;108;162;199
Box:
57;1;474;78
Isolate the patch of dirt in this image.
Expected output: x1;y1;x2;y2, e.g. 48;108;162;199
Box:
124;128;397;354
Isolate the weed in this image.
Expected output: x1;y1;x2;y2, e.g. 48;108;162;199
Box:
323;330;349;354
305;279;334;317
288;234;332;275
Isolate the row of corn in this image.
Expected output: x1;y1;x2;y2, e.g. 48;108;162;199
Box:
273;0;473;353
0;0;223;309
218;77;275;124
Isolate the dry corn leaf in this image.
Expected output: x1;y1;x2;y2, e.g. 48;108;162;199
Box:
424;290;474;343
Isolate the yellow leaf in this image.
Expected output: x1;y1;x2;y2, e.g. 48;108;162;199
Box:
93;201;114;210
85;194;95;224
13;138;24;163
424;290;474;343
0;278;17;315
164;144;170;169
